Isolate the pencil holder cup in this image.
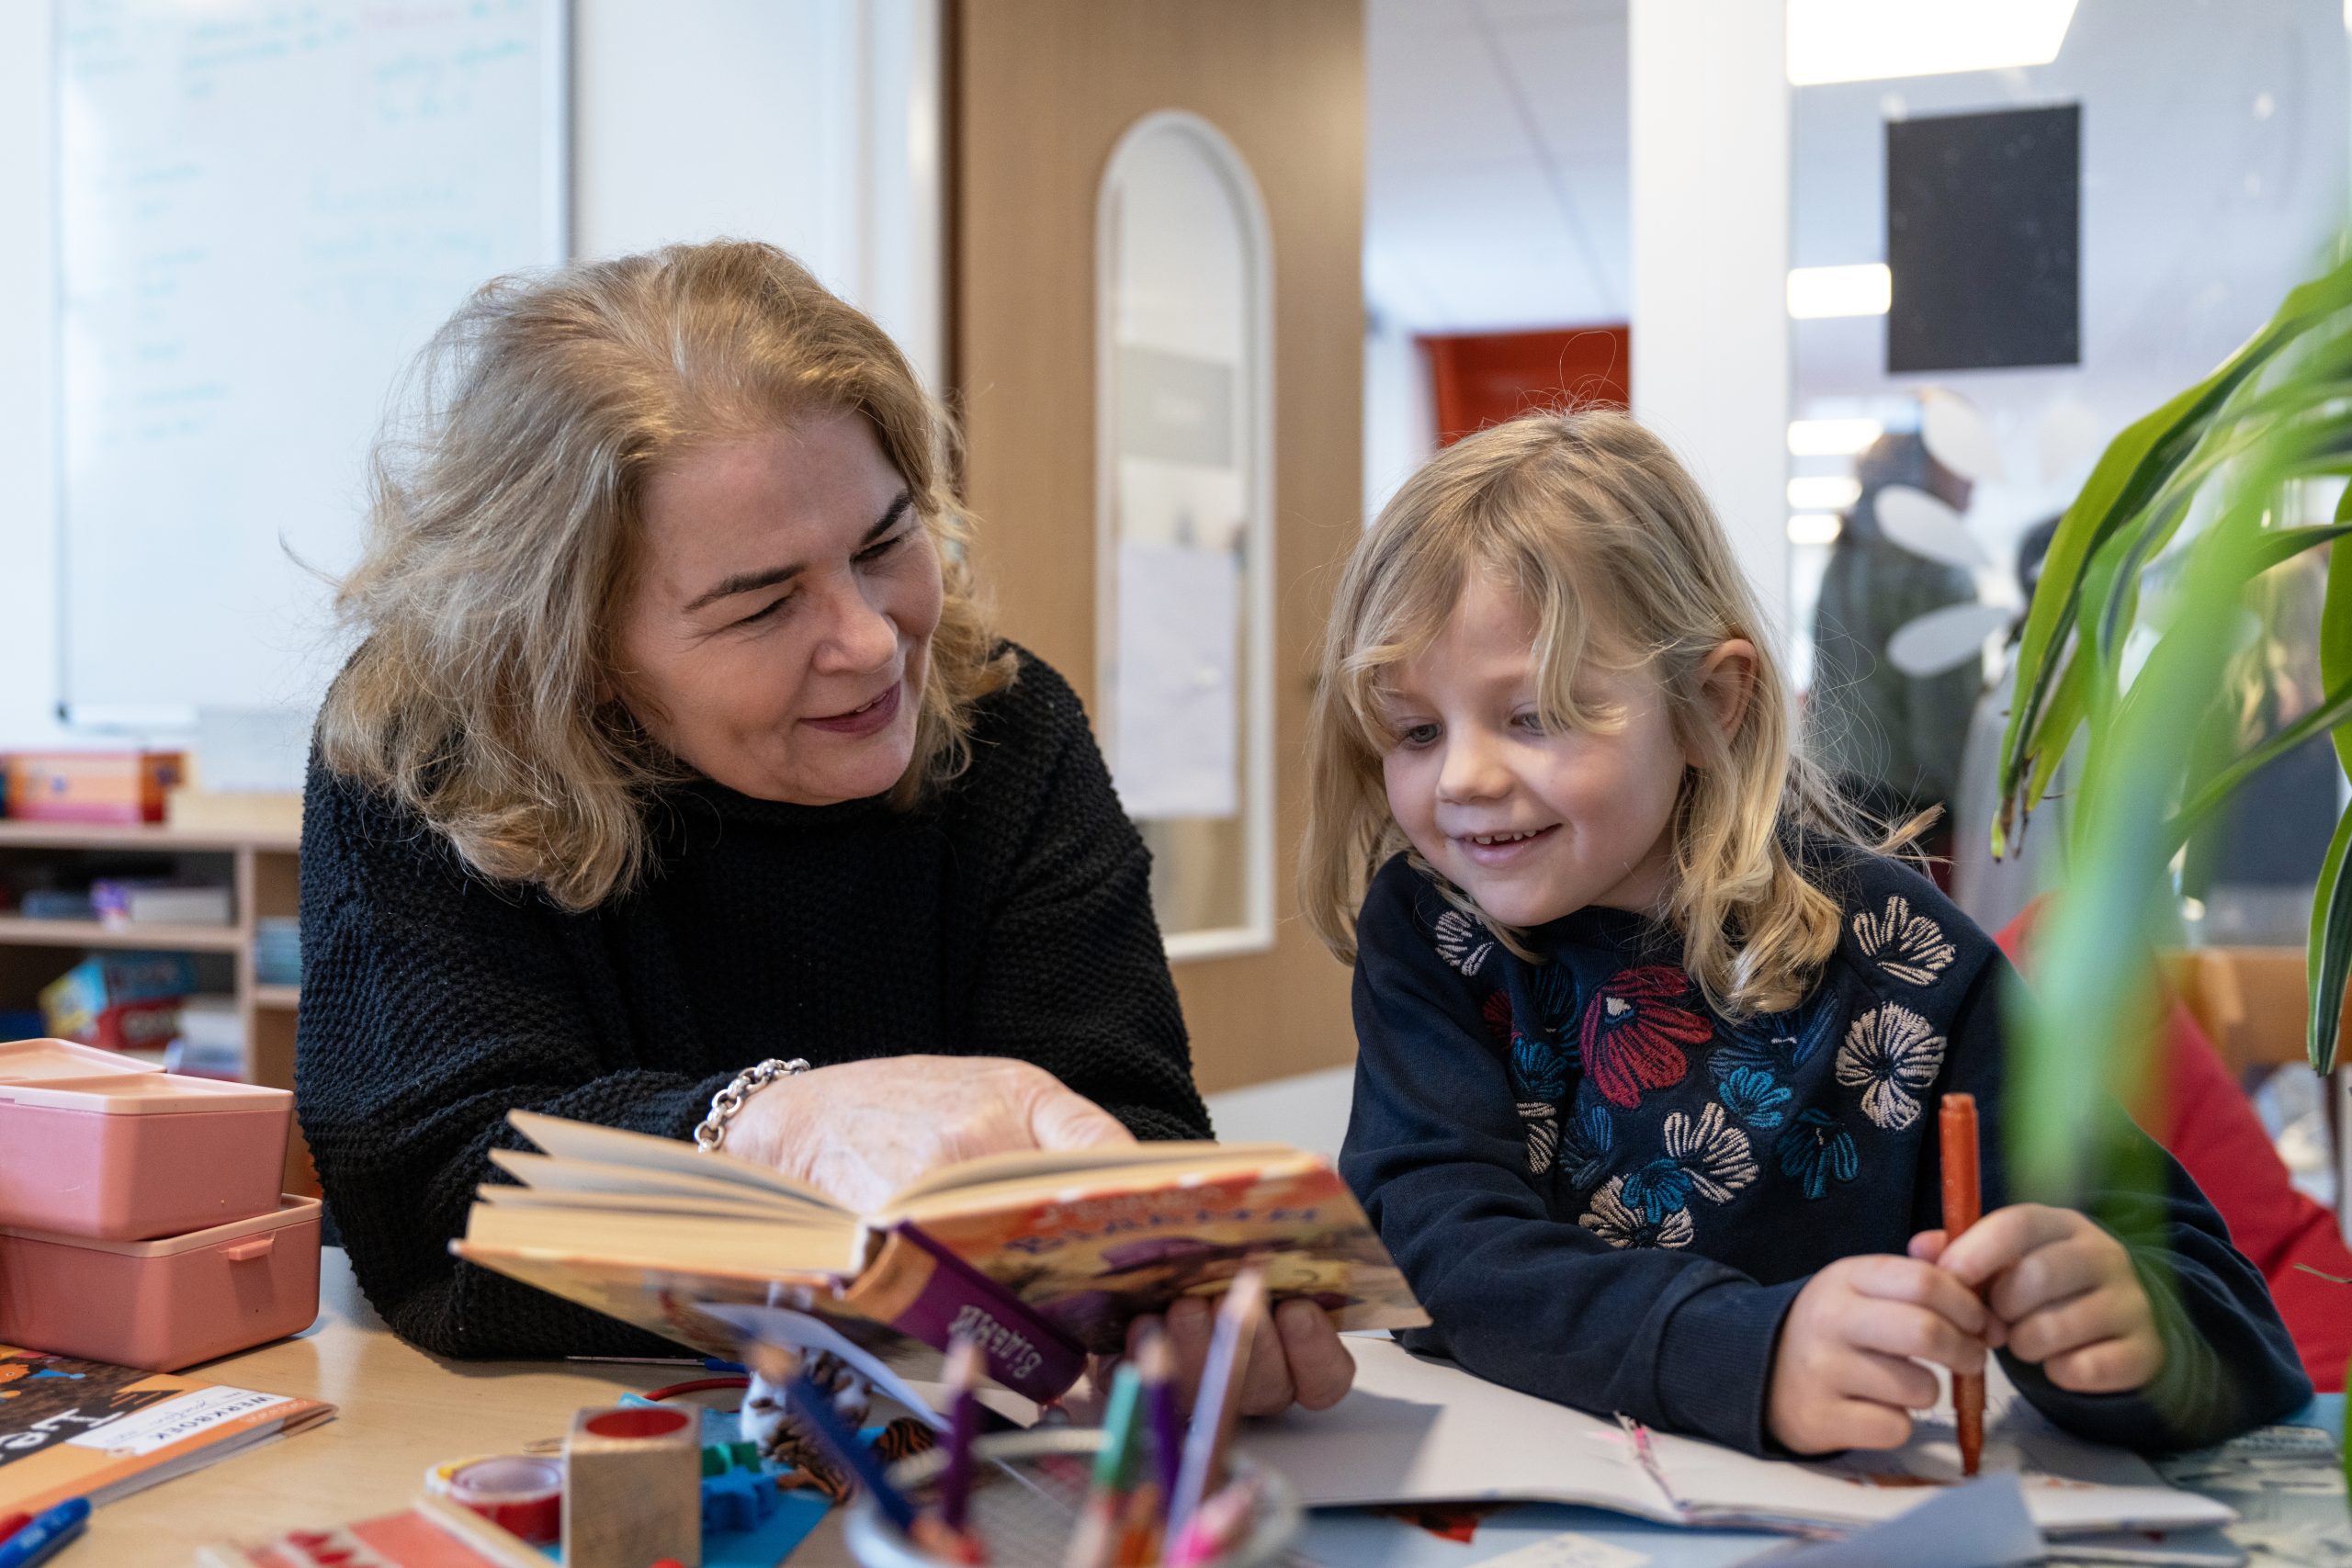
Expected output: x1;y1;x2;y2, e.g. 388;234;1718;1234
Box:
843;1427;1301;1568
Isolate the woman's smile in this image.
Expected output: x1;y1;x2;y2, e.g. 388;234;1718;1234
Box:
802;678;903;738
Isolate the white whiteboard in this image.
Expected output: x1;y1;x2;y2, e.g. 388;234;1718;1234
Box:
56;0;566;725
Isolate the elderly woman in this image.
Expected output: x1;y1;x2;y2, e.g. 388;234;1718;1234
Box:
298;240;1350;1413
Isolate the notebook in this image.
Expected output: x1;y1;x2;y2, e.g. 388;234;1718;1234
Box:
0;1346;334;1516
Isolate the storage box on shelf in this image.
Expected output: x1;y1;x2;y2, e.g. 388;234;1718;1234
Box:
0;819;309;1195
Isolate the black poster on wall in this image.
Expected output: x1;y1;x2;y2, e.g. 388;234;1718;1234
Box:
1886;104;2081;373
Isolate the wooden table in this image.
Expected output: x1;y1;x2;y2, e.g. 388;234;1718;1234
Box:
74;1248;859;1565
66;1240;2351;1567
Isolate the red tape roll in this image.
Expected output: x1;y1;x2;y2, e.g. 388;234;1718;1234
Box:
447;1454;564;1546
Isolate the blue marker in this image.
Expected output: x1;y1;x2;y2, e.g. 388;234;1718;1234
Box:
783;1374;917;1531
0;1498;88;1568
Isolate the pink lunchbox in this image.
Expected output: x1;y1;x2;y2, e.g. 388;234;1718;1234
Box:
0;1038;292;1240
0;1194;322;1371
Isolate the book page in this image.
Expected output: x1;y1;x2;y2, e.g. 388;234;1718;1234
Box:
505;1110;848;1212
883;1145;1317;1227
489;1148;843;1217
476;1184;845;1226
459;1197;858;1279
882;1140;1293;1209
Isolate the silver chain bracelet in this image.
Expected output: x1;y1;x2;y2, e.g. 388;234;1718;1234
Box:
693;1057;809;1152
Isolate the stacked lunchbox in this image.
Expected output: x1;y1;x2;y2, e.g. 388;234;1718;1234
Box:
0;1038;321;1369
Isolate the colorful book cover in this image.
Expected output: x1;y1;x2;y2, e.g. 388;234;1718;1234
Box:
0;1346;334;1515
867;1159;1427;1355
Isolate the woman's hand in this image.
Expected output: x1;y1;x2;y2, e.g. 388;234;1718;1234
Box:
719;1055;1134;1210
1120;1295;1357;1417
1767;1253;1995;1454
1911;1204;2164;1395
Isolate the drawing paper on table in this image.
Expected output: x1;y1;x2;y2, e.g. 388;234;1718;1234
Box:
1241;1338;2233;1539
1244;1338;1680;1523
1642;1363;2233;1535
1751;1473;2041;1567
1295;1501;1780;1568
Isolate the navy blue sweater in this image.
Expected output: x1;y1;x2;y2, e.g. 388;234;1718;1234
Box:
1340;845;2311;1458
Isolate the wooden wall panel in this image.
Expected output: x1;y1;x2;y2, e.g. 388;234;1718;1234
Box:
953;0;1365;1094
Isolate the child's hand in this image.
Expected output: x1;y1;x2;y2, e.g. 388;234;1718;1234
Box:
1911;1204;2164;1395
1768;1255;1994;1454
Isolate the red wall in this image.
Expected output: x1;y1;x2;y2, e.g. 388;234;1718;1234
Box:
1423;325;1631;446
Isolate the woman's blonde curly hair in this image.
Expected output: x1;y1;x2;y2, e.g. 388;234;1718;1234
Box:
319;240;1012;910
1302;411;1900;1021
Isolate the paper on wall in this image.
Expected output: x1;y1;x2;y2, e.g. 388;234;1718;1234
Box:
1111;539;1239;819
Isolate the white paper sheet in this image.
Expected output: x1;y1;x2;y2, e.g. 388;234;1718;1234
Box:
1241;1338;2235;1539
1111;540;1240;819
1747;1473;2041;1567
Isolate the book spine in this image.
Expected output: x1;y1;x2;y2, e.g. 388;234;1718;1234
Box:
858;1222;1088;1404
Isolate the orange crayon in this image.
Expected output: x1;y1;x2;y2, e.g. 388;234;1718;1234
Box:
1939;1092;1984;1477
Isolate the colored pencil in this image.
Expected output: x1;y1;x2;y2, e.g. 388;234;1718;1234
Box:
1110;1480;1164;1568
910;1513;988;1564
1939;1091;1985;1478
0;1516;27;1548
1164;1475;1260;1568
782;1372;919;1532
1138;1325;1182;1506
1168;1269;1267;1540
938;1336;984;1531
1062;1361;1147;1568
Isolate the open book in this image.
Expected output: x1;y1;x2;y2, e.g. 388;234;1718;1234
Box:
1245;1337;2236;1540
454;1111;1428;1400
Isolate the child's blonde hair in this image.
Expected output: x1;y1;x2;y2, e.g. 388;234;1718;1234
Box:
1303;410;1881;1020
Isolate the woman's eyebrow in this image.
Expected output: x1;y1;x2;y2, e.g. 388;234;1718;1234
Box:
683;491;913;612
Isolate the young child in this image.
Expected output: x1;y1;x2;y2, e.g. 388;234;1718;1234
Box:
1306;412;2310;1459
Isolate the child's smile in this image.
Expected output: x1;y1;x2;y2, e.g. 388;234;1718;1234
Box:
1380;571;1691;930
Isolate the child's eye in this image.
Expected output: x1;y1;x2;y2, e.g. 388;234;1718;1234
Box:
855;529;909;566
1396;722;1442;749
1512;711;1550;734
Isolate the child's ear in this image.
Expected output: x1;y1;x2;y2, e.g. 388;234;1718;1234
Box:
1686;638;1758;764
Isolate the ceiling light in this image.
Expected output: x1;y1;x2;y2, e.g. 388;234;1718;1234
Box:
1787;0;2078;85
1788;475;1862;511
1788;418;1885;457
1788;513;1845;545
1788;264;1891;319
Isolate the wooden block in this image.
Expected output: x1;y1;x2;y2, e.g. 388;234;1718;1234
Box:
562;1404;701;1568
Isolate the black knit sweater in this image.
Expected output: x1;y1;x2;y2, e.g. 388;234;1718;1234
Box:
296;649;1210;1359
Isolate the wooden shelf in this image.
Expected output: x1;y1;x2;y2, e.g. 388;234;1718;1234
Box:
0;915;243;953
0;820;300;854
0;820;311;1195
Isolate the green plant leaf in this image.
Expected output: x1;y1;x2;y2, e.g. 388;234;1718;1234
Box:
2246;522;2352;577
2307;799;2352;1076
2165;674;2352;844
2327;485;2352;784
1997;640;2093;860
1998;259;2352;827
